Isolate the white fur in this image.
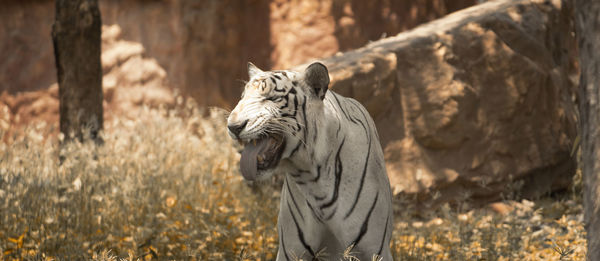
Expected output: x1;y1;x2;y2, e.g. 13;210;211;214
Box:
228;66;394;260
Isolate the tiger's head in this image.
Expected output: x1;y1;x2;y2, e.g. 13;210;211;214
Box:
227;62;330;181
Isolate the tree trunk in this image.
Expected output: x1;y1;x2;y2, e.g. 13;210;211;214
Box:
575;0;600;259
52;0;103;143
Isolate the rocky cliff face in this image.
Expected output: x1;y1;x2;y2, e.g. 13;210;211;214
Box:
0;0;475;109
311;0;578;207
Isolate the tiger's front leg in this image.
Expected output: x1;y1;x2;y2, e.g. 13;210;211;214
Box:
276;179;345;261
321;195;394;261
276;196;393;261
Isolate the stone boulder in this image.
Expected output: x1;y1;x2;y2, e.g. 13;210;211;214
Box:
306;0;578;207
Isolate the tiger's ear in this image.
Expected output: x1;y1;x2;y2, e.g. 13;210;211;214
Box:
304;62;329;100
248;62;263;79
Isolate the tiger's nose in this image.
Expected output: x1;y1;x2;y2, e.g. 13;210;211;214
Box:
228;120;248;137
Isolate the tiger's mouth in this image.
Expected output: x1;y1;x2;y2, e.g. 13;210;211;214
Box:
239;134;285;181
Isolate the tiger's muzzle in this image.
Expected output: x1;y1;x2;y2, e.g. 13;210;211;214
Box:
239;134;286;180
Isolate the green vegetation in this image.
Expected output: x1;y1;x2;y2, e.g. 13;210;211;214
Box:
0;103;586;260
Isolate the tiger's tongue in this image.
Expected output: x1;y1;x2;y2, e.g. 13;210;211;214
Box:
240;138;270;180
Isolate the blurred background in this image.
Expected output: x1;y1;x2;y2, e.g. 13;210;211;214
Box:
1;0;475;121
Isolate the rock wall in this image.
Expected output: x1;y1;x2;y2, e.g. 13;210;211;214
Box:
100;0;274;107
309;0;578;207
0;0;476;111
271;0;476;69
0;24;174;136
0;1;56;95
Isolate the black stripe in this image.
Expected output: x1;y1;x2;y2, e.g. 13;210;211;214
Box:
312;119;318;144
301;98;308;142
332;93;352;120
375;158;384;170
288;87;297;94
289;142;302;157
347;107;361;125
313;193;326;201
305;199;324;223
321;138;345;210
344;104;372;219
292;95;298;117
266;96;282;102
292;80;298;86
324;205;337;220
286;180;305;221
274;83;286;92
290;94;298;118
311;165;322;182
287;199;315;257
279;224;290;261
377;213;391;256
273;74;282;80
352;191;379;246
281;94;298;118
351;100;374;127
280;95;289;108
270;77;277;85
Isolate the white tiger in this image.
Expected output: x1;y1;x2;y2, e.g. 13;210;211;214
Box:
227;62;394;260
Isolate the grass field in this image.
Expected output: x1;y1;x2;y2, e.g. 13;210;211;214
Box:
0;102;587;260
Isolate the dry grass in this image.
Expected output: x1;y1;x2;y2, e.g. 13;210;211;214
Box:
0;102;586;260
